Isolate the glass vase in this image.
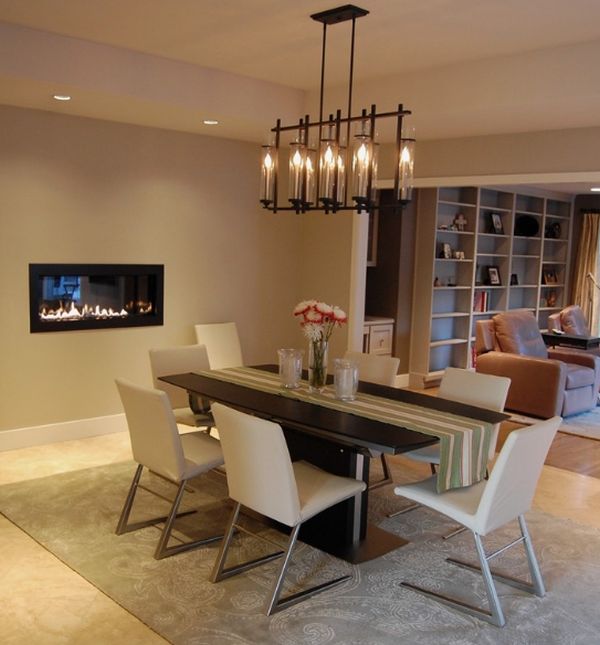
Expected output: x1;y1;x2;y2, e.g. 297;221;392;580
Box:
308;339;328;393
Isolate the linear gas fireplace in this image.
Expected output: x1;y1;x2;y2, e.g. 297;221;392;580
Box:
29;264;164;333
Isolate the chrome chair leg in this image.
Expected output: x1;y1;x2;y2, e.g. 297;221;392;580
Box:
387;502;420;518
211;502;284;582
210;504;350;615
369;454;393;490
519;515;545;597
154;479;223;560
442;525;467;540
401;530;506;627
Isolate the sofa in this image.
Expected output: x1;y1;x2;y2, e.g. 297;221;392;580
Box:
475;310;600;418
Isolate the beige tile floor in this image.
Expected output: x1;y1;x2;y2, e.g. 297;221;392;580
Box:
1;430;599;644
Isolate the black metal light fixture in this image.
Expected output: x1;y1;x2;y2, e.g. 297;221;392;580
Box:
260;4;415;214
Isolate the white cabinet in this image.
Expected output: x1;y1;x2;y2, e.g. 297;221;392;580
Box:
363;317;394;356
409;186;573;388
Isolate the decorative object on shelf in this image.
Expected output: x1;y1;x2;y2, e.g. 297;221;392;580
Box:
440;243;452;258
545;222;562;239
543;269;558;285
547;291;557;307
486;266;501;285
434;276;441;287
259;5;415;215
510;273;519;285
453;250;465;260
454;213;467;231
514;215;540;237
489;213;504;234
293;300;347;393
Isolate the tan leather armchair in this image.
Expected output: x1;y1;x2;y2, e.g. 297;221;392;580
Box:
475;310;600;418
547;305;600;359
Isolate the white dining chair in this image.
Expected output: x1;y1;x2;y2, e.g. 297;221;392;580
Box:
394;415;561;627
194;322;243;369
209;403;366;615
390;368;510;521
344;350;400;489
115;378;224;559
149;344;214;428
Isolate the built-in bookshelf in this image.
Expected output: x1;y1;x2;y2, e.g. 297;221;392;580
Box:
408;186;573;387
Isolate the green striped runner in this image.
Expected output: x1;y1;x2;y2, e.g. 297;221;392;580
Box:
198;367;493;493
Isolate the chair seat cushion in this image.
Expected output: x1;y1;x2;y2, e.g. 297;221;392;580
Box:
180;432;224;479
565;363;595;389
403;443;441;465
394;476;486;532
294;460;366;523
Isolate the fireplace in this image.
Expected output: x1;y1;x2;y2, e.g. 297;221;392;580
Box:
29;264;164;333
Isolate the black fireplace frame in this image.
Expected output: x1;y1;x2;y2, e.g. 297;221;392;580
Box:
29;263;164;333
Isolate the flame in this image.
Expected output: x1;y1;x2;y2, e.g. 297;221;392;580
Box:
39;300;152;322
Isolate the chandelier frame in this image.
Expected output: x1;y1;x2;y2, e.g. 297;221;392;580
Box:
260;5;415;215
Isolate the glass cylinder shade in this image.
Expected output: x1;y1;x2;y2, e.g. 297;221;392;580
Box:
318;139;339;207
351;134;374;205
397;133;415;203
260;145;276;206
288;142;306;206
304;149;316;207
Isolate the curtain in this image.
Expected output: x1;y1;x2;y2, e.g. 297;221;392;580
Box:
572;212;600;333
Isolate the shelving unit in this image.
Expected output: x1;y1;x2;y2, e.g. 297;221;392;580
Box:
409;185;574;387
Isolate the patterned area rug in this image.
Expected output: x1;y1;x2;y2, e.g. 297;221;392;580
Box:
1;461;600;644
559;406;600;440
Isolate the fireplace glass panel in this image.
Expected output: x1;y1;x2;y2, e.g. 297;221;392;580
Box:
29;264;164;332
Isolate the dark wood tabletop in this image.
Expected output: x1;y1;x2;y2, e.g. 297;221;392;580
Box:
160;365;508;456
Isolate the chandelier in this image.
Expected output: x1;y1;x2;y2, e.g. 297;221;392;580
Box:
260;4;415;215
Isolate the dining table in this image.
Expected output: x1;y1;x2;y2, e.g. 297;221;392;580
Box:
160;365;508;563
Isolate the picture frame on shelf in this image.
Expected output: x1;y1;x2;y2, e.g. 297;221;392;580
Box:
489;212;504;234
440;242;452;259
543;269;558;285
510;273;519;285
486;265;501;286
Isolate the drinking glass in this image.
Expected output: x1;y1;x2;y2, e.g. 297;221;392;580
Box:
334;358;359;401
277;348;303;389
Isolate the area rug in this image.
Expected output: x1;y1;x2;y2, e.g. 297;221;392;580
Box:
559;406;600;440
2;461;600;645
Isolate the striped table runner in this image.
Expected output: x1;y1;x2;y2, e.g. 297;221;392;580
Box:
199;367;493;493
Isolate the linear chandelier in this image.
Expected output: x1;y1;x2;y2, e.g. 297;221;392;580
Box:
260;4;415;215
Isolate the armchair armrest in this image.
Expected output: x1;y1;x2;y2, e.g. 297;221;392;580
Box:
548;348;600;370
477;351;566;418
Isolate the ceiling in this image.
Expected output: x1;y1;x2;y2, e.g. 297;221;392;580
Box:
2;0;600;195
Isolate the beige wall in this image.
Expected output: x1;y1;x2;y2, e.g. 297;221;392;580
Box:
0;106;311;431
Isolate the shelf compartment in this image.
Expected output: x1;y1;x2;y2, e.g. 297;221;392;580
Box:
429;343;469;373
515;193;544;214
438;186;478;206
480;188;514;211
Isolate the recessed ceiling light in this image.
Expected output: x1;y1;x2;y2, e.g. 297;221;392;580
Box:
52;94;72;101
203;119;219;125
590;187;600;192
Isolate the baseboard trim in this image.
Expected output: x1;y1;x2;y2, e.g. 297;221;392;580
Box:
0;414;127;452
394;373;410;388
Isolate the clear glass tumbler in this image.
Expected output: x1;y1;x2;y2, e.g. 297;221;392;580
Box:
334;358;359;401
277;348;303;389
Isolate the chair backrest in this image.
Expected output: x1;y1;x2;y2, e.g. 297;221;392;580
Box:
149;344;210;410
439;367;511;460
474;415;561;535
491;310;548;358
194;322;243;369
211;403;301;527
115;378;186;482
343;350;400;386
560;305;589;335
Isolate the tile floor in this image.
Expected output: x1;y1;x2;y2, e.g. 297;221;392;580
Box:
1;429;599;644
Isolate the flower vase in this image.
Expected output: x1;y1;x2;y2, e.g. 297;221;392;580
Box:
308;340;328;393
